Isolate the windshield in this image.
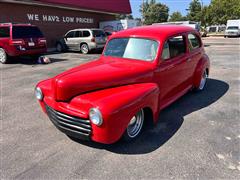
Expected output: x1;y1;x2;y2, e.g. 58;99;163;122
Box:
227;26;239;30
92;30;106;37
104;38;159;62
12;26;43;39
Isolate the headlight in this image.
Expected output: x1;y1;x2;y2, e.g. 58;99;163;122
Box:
35;87;43;101
89;108;103;126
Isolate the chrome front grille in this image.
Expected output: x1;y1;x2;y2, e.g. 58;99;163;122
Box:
45;104;92;139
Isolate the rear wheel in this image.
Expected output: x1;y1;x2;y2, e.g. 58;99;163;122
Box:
123;109;144;141
0;48;8;64
80;43;89;54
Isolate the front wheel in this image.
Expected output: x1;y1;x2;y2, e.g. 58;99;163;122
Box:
80;44;89;54
0;48;8;64
123;109;144;141
195;69;208;91
56;43;63;52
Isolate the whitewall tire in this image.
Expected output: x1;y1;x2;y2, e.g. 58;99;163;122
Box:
81;44;89;54
123;109;144;141
0;48;7;64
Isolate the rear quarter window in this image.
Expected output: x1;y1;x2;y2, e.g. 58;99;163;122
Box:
188;33;201;51
161;35;186;60
83;31;90;37
0;27;10;38
92;30;106;37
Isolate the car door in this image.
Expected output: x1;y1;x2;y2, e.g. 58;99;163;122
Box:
82;30;91;45
155;34;189;109
185;33;203;84
64;31;76;50
72;30;83;51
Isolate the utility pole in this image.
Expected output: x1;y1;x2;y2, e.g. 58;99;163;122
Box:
200;0;203;9
200;0;204;27
142;0;144;24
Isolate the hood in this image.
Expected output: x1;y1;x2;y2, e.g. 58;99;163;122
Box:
53;57;154;101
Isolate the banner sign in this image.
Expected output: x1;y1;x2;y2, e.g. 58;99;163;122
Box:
27;14;94;24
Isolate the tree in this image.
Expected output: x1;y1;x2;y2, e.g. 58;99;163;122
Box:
187;0;202;22
200;6;209;27
169;11;186;22
207;0;240;25
140;0;169;25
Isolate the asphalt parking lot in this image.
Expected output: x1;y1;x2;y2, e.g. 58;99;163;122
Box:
1;37;240;179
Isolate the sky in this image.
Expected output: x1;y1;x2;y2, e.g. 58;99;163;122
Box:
130;0;211;18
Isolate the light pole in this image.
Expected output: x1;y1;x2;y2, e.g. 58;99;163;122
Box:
142;0;144;23
200;0;203;10
200;0;204;27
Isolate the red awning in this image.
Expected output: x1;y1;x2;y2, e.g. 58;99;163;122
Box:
39;0;132;14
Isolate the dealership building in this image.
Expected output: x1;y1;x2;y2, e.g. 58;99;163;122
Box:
0;0;131;47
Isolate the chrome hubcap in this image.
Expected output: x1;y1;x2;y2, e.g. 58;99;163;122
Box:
81;45;88;53
199;70;207;90
127;109;144;138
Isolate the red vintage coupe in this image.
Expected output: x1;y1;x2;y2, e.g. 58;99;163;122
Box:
35;25;210;144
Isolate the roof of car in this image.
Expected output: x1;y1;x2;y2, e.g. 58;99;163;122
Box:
111;25;196;40
68;28;103;31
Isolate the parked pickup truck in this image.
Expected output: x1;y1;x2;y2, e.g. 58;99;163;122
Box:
35;25;210;144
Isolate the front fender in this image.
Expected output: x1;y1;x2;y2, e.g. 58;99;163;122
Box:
70;83;159;144
193;54;210;88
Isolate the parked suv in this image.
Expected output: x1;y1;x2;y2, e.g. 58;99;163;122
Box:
0;23;47;64
56;29;107;54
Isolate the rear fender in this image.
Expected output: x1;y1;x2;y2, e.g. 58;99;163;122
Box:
70;83;159;144
193;54;210;88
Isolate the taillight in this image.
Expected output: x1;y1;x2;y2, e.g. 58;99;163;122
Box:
91;37;95;42
10;39;25;45
38;38;47;44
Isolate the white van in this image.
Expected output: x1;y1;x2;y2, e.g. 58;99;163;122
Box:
153;21;201;32
225;19;240;37
99;19;140;32
56;29;107;54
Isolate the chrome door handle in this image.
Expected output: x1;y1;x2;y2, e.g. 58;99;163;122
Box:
187;58;192;62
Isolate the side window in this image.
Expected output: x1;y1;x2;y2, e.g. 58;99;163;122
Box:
188;33;201;51
161;35;186;60
75;31;82;37
161;42;170;60
83;31;90;37
65;31;75;38
0;27;10;38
